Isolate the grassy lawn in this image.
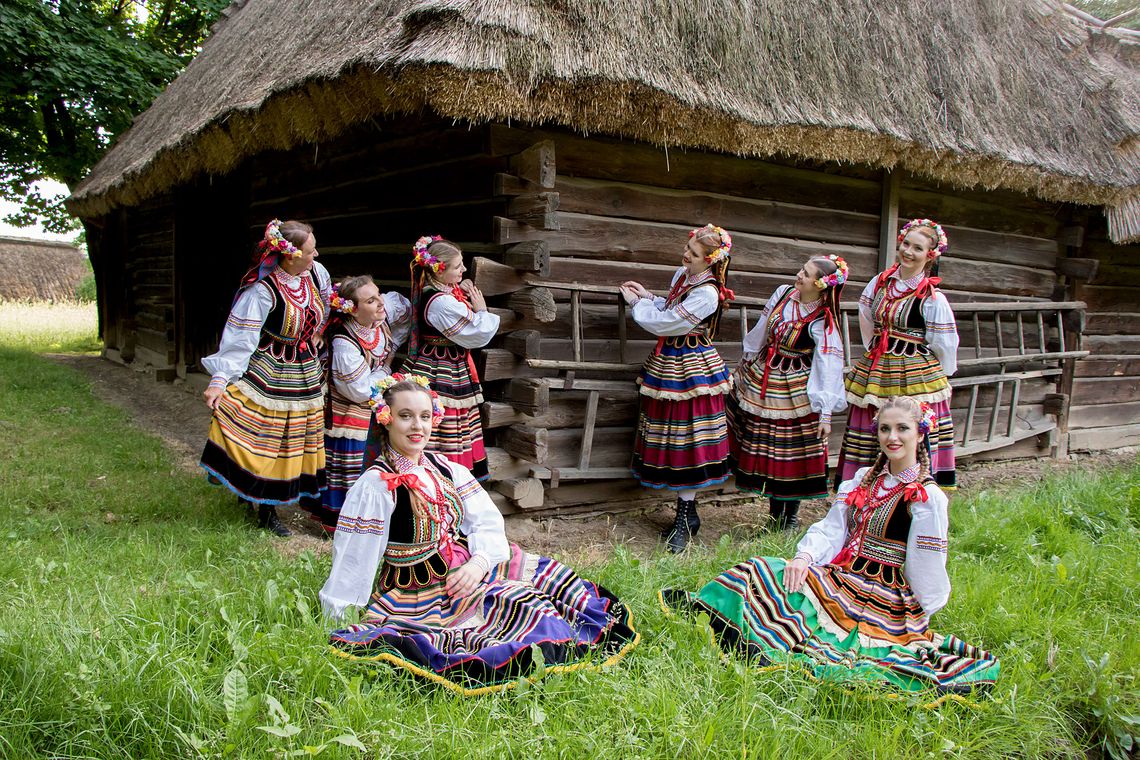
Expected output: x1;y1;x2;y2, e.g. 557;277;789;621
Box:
0;301;1137;759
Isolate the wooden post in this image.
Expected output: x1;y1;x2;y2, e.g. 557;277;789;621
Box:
578;391;600;471
503;240;551;277
877;169;900;272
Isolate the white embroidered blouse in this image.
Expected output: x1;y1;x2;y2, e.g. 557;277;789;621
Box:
330;292;413;404
631;268;721;337
857;271;960;376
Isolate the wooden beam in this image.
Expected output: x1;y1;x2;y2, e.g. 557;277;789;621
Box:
472;255;525;296
493;477;544;509
1057;257;1100;281
877;169;900;272
508;140;556;189
504;377;550;415
507;287;557;322
507;192;560;230
499;425;549;464
475;349;520;381
503;240;551;276
503;329;541;358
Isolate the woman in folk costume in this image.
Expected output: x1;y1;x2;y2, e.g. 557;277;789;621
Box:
838;219;960;488
620;224;734;554
392;237;498;481
730;255;849;530
200;219;332;537
663;396;999;695
320;376;639;694
306;275;412;534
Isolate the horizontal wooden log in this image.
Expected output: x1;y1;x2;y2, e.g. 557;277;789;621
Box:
493;477;544;509
1075;284;1140;311
503;240;551;276
494;213;877;277
508;192;560;229
1068;422;1140;451
489;124;883;213
504;329;541;358
474;349;521;381
1068;400;1140;429
493;172;530;197
1084;312;1140;336
504;377;550;415
1070;375;1140;407
555;176;879;246
507;287;557;322
482;401;522;429
1084;336;1140;355
1073;355;1140;378
484;446;527;479
544;426;635;469
472;255;525;296
1057;257;1100;281
487;392;639;430
509;139;556;189
498;425;549;464
1058;225;1085;248
132;344;175;369
898;186;1061;239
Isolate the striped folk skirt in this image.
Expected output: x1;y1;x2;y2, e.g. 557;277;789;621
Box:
328;544;640;694
402;344;488;480
728;361;829;499
200;350;326;505
662;557;999;694
632;337;731;490
308;394;372;532
838;402;956;488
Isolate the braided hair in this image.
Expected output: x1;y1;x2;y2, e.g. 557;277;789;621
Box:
858;396;935;491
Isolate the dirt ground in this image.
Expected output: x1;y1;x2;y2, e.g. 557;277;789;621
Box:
53;353;1137;562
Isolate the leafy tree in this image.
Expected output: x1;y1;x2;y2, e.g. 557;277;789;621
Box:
0;0;225;233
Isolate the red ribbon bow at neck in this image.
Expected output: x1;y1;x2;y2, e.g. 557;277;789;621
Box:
378;471;421;491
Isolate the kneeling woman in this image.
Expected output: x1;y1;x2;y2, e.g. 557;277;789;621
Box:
662;396;999;694
319;376;639;694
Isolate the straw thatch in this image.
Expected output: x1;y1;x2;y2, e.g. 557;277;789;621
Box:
0;236;88;301
68;0;1140;240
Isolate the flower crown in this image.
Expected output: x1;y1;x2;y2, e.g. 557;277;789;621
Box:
897;218;949;258
261;219;304;260
413;235;447;274
815;255;849;290
329;283;355;315
691;224;732;264
917;402;938;435
369;373;444;427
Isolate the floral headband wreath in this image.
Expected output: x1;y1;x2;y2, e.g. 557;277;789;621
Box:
329;283;355;315
897;218;949;258
261;219;304;260
369;373;444;427
874;400;938;435
815;255;849;290
413;235;447;274
691;224;732;265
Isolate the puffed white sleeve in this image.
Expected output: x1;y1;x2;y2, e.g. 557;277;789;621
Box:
742;287;785;359
806;318;848;422
632;283;719;337
923;291;960;377
794;469;866;565
200;281;274;389
905;485;951;617
312;261;333;327
450;462;510;566
425;293;501;349
858;279;878;349
331;336;374;404
384;291;413;350
318;469;396;619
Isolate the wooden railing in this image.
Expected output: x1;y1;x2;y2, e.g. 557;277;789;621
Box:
496;278;1087;482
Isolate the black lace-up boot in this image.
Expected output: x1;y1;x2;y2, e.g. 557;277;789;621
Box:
258;504;292;538
773;499;801;531
665;498;700;554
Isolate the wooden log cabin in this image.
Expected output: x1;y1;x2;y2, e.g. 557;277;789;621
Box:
67;0;1139;513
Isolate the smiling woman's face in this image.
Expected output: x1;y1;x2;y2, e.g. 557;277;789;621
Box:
385;389;434;458
876;406;919;469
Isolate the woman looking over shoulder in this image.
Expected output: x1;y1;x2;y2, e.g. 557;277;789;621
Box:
838;218;960;488
308;275;412;534
393;236;498;480
200;219;332;537
663;396;999;694
729;255;848;530
319;376;639;693
620;224;735;554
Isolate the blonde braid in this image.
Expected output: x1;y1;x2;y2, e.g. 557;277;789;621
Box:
916;440;933;484
860;451;888;490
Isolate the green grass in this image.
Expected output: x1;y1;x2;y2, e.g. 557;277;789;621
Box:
0;308;1137;759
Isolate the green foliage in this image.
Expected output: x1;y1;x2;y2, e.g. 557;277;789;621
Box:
0;0;226;233
0;318;1137;758
74;272;97;302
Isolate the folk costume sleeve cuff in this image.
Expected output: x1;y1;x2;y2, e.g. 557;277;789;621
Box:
807;318;848;416
906;485;951;617
923;291;960;377
426;293;501;349
318;468;396;619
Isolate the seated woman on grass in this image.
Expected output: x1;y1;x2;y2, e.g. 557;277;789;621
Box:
662;395;999;695
318;375;639;694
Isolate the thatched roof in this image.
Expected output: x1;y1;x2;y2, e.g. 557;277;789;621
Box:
69;0;1140;242
0;236;88;301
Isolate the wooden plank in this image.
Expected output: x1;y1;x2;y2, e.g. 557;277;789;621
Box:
472;255;525;296
507;192;560;230
1084;336;1140;355
1085;312;1140;336
955;351;1088;369
493;478;544;509
503;330;541;359
898;187;1060;239
957;420;1056;457
1068;422;1140;451
475;349;521;381
531;466;631;481
508;140;556;189
494;213;877;276
507;287;557;322
1075;284;1140;311
498;425;549;464
1074;356;1140;377
487;393;638;430
503;240;551;276
555;176;879;245
1057;257;1100;281
878;169;900;271
504;377;550;415
1068;400;1140;430
1072;375;1140;405
488;124;882;213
